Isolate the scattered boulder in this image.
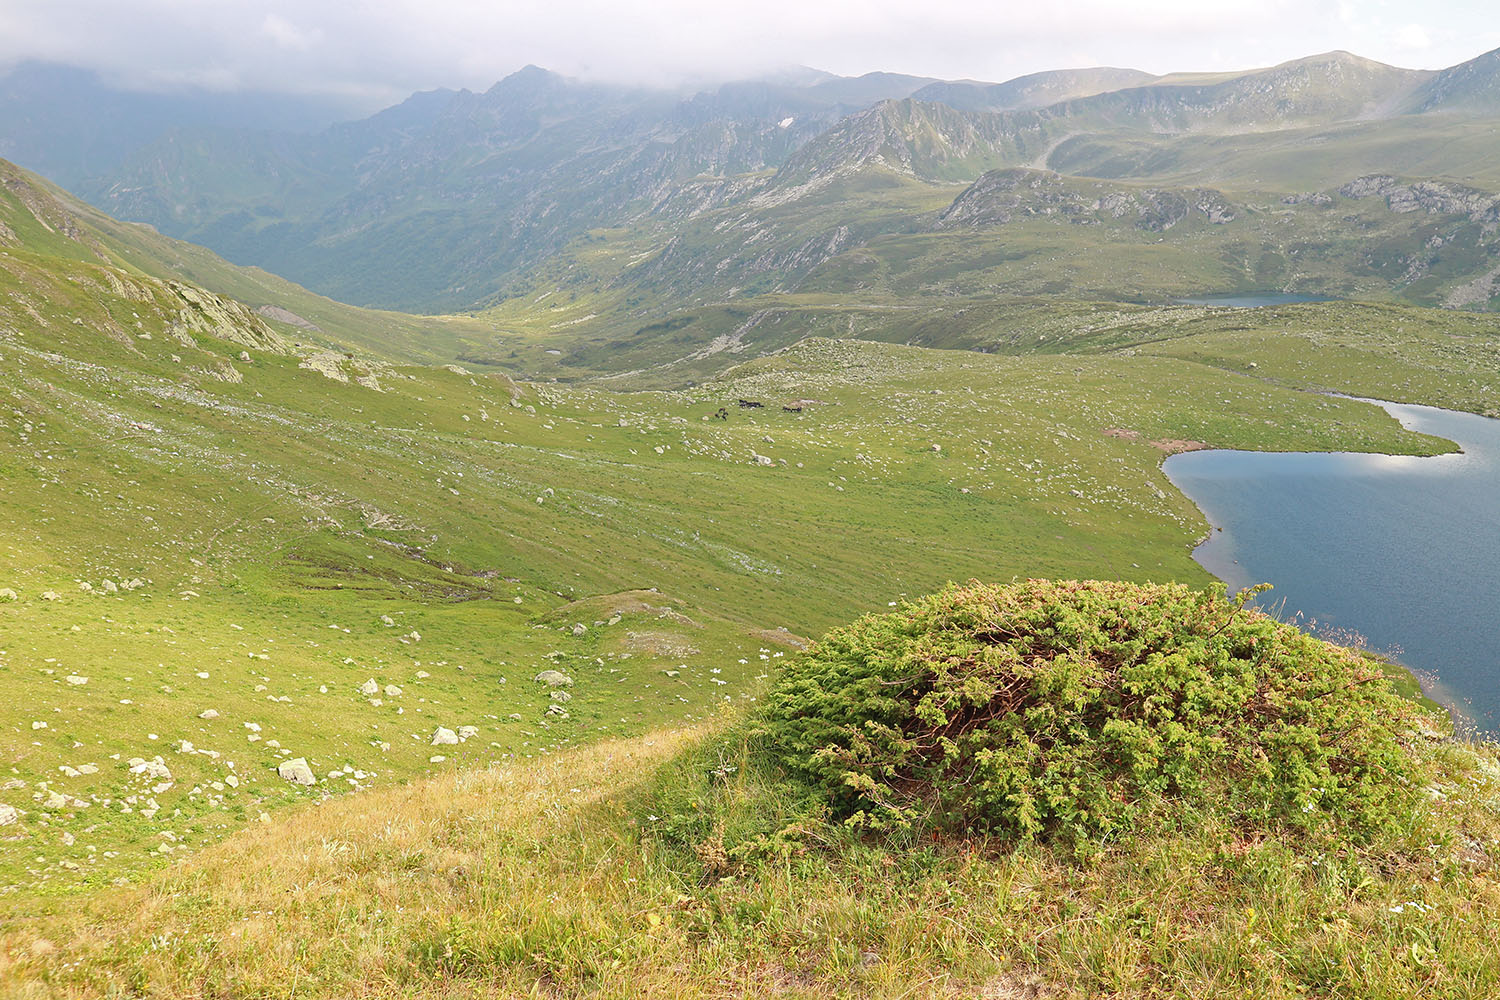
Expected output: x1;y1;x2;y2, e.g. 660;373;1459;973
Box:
198;709;219;720
379;615;396;626
457;725;479;741
41;591;59;601
101;579;118;594
545;704;570;718
359;678;380;696
64;675;88;686
383;684;402;697
550;690;573;703
0;588;15;601
431;727;459;746
277;758;316;785
128;757;171;781
0;803;19;825
534;670;573;687
78;582;93;593
571;623;587;636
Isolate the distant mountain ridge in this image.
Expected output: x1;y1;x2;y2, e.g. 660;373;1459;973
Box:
13;46;1500;313
911;68;1157;112
0;62;364;188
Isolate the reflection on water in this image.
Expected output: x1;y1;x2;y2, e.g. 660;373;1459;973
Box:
1164;400;1500;733
1175;293;1337;308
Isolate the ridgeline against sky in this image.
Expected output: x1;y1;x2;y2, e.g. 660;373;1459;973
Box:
2;0;1498;107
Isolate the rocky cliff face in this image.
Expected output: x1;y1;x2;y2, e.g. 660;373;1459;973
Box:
1340;175;1500;227
938;169;1238;232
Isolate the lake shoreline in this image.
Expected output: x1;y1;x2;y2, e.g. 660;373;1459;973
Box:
1163;397;1500;736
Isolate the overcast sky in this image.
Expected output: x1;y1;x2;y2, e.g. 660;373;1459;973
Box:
2;0;1497;110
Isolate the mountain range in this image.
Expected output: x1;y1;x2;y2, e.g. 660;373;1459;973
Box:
1;47;1492;326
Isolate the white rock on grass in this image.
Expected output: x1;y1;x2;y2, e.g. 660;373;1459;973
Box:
64;675;88;686
379;615;396;627
383;684;402;697
101;579;118;594
533;670;573;687
0;803;20;825
199;709;219;720
457;726;478;741
128;757;172;781
277;758;316;785
41;591;59;601
359;678;380;696
431;727;459;746
0;588;17;601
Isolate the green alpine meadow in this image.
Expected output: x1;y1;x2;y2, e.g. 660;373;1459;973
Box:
1;14;1499;997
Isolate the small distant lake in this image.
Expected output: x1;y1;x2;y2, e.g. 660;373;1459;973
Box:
1175;293;1336;308
1164;400;1500;733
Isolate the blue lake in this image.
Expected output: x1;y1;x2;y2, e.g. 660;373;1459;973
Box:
1175;293;1336;308
1164;400;1500;733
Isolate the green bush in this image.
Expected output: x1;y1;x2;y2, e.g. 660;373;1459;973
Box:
760;579;1425;844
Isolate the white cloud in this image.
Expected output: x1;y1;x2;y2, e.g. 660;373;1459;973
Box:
260;13;320;52
0;0;1492;108
1394;23;1432;50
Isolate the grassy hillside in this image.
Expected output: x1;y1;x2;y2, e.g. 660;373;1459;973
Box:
2;160;499;363
3;142;1500;996
2;203;1489;902
3;703;1496;998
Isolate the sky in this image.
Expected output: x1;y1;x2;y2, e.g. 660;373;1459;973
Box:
1;0;1497;110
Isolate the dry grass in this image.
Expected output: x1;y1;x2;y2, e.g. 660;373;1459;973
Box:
0;729;701;998
3;725;1499;1000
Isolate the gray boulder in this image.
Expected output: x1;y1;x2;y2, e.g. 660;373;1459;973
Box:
277;758;316;785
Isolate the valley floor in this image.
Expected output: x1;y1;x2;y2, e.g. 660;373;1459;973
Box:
4;278;1500;995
